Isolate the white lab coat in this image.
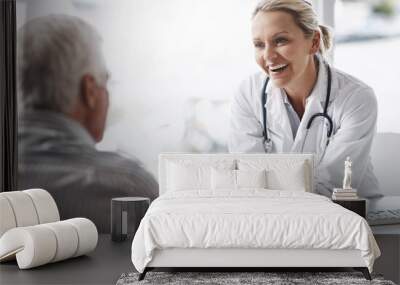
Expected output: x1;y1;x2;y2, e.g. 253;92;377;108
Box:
229;59;381;198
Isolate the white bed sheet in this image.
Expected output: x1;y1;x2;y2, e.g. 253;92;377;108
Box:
131;190;380;273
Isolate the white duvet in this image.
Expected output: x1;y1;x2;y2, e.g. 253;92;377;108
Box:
131;190;380;273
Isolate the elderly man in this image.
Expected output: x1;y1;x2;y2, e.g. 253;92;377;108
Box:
17;15;158;233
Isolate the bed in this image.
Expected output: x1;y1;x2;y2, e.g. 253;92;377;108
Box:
131;153;380;280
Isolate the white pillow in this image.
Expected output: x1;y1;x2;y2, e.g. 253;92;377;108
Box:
267;164;306;191
236;169;267;189
211;168;236;190
167;162;210;191
238;159;310;192
210;168;267;190
166;159;235;192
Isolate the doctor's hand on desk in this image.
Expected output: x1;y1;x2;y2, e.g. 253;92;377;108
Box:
228;0;382;199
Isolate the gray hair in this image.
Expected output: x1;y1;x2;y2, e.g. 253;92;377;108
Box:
252;0;333;58
17;14;107;113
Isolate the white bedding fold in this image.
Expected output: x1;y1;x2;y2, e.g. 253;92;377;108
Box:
131;190;380;273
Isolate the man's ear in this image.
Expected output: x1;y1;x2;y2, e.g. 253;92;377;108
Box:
310;31;320;54
80;74;97;109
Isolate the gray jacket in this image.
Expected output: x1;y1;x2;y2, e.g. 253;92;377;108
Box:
18;110;158;233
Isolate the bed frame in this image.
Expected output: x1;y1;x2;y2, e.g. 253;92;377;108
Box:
139;153;372;281
140;248;370;280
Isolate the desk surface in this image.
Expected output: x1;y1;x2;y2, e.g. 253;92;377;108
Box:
0;234;133;285
371;224;400;235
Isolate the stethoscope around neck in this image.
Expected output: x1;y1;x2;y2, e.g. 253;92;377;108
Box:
261;62;334;152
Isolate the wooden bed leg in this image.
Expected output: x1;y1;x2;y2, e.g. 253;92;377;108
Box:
138;268;148;281
354;267;371;280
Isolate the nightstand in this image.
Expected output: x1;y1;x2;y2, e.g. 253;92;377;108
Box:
111;197;150;241
332;198;366;218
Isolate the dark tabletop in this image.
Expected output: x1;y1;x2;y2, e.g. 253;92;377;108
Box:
0;234;134;285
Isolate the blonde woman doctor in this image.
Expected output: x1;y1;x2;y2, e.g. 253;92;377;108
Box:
229;0;382;199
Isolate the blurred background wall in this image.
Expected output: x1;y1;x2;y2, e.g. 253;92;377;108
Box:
16;0;400;194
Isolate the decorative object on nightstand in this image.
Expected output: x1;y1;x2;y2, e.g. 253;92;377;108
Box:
343;156;352;190
330;157;363;217
111;197;150;242
332;188;358;200
332;157;359;200
332;199;366;218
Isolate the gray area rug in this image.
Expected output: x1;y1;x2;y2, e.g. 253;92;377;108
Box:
116;272;396;285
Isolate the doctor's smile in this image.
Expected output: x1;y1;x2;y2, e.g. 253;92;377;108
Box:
268;64;289;74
